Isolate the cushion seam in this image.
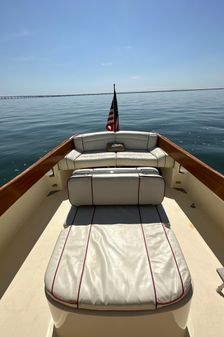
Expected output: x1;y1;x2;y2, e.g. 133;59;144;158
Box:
146;135;150;151
81;137;84;152
76;206;96;308
138;174;140;205
91;175;94;205
155;206;185;304
138;206;158;309
50;207;79;296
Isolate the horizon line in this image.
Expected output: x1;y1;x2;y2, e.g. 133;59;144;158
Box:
1;87;224;100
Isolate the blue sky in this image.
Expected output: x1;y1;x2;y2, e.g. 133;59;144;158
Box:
1;0;224;95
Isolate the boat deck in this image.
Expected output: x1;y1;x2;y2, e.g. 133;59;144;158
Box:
0;186;224;337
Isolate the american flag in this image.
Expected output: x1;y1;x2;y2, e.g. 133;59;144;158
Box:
106;84;119;132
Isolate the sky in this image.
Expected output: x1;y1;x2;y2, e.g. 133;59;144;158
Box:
1;0;224;95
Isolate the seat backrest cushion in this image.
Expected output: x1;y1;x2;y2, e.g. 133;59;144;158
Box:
115;131;149;150
73;131;158;152
68;168;165;206
74;132;116;152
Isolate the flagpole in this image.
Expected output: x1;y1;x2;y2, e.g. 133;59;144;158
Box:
113;84;115;132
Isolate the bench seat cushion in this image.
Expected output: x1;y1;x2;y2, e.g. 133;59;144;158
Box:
58;148;173;170
75;152;116;169
57;131;174;170
116;151;158;166
45;205;191;311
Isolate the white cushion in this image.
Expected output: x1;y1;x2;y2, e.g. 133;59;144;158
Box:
45;205;191;311
116;151;158;167
74;132;116;152
75;152;116;169
58;149;173;170
93;174;139;205
58;132;173;170
115;131;150;150
115;131;158;151
58;150;81;170
73;131;158;152
150;148;174;168
67;168;164;206
147;133;158;151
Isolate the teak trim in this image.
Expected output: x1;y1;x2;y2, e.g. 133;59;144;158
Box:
158;134;224;201
0;138;74;216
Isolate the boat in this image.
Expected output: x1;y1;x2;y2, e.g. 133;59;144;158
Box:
0;97;224;337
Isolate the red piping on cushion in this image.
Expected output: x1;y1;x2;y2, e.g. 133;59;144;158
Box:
51;208;78;298
51;227;73;294
138;206;158;310
155;206;185;305
76;206;96;308
158;223;184;303
48;290;78;305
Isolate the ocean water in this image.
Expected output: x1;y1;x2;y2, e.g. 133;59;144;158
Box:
0;90;224;185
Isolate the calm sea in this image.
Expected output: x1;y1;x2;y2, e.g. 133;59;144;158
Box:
0;90;224;185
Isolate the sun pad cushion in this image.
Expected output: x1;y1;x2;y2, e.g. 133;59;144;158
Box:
45;205;191;311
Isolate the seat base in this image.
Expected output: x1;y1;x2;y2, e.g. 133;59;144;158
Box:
46;292;192;337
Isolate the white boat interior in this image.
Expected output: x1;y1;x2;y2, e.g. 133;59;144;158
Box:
0;131;224;337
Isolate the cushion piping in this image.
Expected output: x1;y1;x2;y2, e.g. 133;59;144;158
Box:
138;206;157;309
155;206;185;305
77;207;96;308
50;208;79;303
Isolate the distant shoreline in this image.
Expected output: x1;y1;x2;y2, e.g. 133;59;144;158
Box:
1;87;224;100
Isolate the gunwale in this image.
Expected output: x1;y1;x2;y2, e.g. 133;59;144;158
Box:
0;133;223;217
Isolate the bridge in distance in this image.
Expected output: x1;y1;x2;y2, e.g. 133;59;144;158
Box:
1;88;224;100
